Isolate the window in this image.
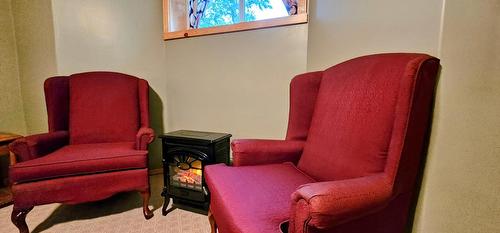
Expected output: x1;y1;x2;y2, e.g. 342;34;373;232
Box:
163;0;307;40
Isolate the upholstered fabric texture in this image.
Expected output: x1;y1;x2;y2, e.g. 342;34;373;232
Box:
231;139;305;166
12;169;149;209
8;131;69;162
69;72;140;144
9;71;155;214
285;71;323;141
10;142;147;183
205;163;315;233
298;54;423;181
205;53;440;233
44;76;70;132
136;127;155;150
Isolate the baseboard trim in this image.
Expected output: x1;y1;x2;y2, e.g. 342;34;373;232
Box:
149;168;163;176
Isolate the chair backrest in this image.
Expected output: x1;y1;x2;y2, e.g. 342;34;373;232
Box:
44;72;150;145
296;54;439;182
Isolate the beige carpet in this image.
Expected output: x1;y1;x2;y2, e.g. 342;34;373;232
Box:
0;175;211;233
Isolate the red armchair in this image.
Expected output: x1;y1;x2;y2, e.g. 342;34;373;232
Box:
8;72;155;233
205;53;440;233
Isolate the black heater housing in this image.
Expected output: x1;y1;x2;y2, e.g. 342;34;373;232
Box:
160;130;231;215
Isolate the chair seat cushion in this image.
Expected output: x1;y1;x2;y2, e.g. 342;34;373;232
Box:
205;163;315;233
10;142;147;183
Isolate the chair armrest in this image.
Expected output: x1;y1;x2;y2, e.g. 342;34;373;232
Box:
231;139;305;166
8;131;69;163
290;173;393;231
136;127;155;150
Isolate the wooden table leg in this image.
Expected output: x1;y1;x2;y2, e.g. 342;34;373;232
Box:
0;151;15;208
0;186;13;208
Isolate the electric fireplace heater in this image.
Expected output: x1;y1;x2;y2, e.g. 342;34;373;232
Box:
170;152;203;192
160;130;231;215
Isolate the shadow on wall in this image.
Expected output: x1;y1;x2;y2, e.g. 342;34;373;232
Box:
148;87;164;170
405;66;442;233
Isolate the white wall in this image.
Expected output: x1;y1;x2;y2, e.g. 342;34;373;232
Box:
307;0;500;232
307;0;443;70
0;0;26;135
11;0;58;134
51;0;169;168
8;1;500;230
164;25;308;140
50;0;308;168
413;0;500;232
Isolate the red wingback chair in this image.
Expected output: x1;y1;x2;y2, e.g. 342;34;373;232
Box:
8;72;155;233
205;53;440;233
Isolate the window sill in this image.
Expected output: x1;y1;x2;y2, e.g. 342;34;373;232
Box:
163;14;308;41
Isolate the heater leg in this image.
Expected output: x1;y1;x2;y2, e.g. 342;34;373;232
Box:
162;195;170;216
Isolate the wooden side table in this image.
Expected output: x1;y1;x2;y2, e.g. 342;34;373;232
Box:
0;133;22;208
